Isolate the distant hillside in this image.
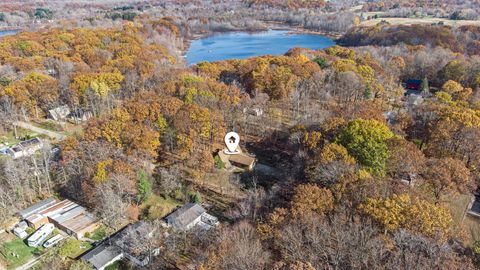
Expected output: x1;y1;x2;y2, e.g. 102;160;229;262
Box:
338;23;480;55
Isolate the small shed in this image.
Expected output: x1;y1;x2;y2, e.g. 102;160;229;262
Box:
26;213;49;229
243;107;263;116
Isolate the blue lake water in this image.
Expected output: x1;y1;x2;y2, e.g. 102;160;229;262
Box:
0;29;20;37
185;30;335;65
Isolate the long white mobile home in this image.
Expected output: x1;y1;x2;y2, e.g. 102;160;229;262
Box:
27;223;54;247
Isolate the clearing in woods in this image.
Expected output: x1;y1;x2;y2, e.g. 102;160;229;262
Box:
360;17;480;27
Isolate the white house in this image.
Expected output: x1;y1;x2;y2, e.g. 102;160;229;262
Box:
7;138;44;159
48;105;70;121
165;203;219;230
81;221;160;270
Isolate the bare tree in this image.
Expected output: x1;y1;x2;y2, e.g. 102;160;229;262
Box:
116;221;164;264
155;165;181;197
204;221;270;270
95;182;128;228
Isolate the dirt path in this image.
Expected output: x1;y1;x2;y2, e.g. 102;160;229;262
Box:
13;121;66;140
14;253;45;270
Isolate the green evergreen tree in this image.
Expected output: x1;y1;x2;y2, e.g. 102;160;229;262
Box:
137;170;151;202
191;191;202;204
214;155;225;169
364;85;372;99
313;57;328;69
421;77;430;94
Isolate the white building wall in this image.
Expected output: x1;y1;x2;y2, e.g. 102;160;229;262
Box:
185;216;202;230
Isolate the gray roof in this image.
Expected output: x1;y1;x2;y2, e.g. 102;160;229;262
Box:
49;105;70;121
81;221;154;269
81;242;123;270
166;203;206;230
18;138;42;149
18;198;56;219
50;205;85;224
471;197;480;214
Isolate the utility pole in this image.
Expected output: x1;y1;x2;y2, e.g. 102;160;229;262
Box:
13;122;18;139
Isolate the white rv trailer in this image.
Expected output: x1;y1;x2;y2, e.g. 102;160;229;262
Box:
27;223;55;247
43;234;64;248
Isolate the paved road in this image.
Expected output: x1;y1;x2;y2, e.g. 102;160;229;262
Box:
13;121;66;140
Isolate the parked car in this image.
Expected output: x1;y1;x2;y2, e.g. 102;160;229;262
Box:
43;234;64;248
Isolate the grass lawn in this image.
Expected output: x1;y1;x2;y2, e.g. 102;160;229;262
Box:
200;170;245;197
140;194;180;220
0;128;36;147
446;194;471;224
464;216;480;244
445;194;480;245
104;260;133;270
63;123;84;136
89;226;107;241
57;238;92;259
105;261;120;270
0;238;41;270
30;120;83;136
31;120;64;132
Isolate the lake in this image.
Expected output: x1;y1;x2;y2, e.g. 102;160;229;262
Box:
0;29;20;37
185;30;335;65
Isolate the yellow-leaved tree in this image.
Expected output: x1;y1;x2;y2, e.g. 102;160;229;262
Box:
290;183;334;217
360;193;452;239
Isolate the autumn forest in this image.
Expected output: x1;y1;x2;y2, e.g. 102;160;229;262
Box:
1;0;480;270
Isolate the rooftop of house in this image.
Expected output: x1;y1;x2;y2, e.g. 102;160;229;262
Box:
18;197;56;219
18;137;42;149
228;153;256;167
8;138;43;155
166;203;206;230
81;221;156;269
69;109;92;118
406;79;422;85
471;196;480;214
81;242;123;270
404;79;423;91
49;105;70;120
